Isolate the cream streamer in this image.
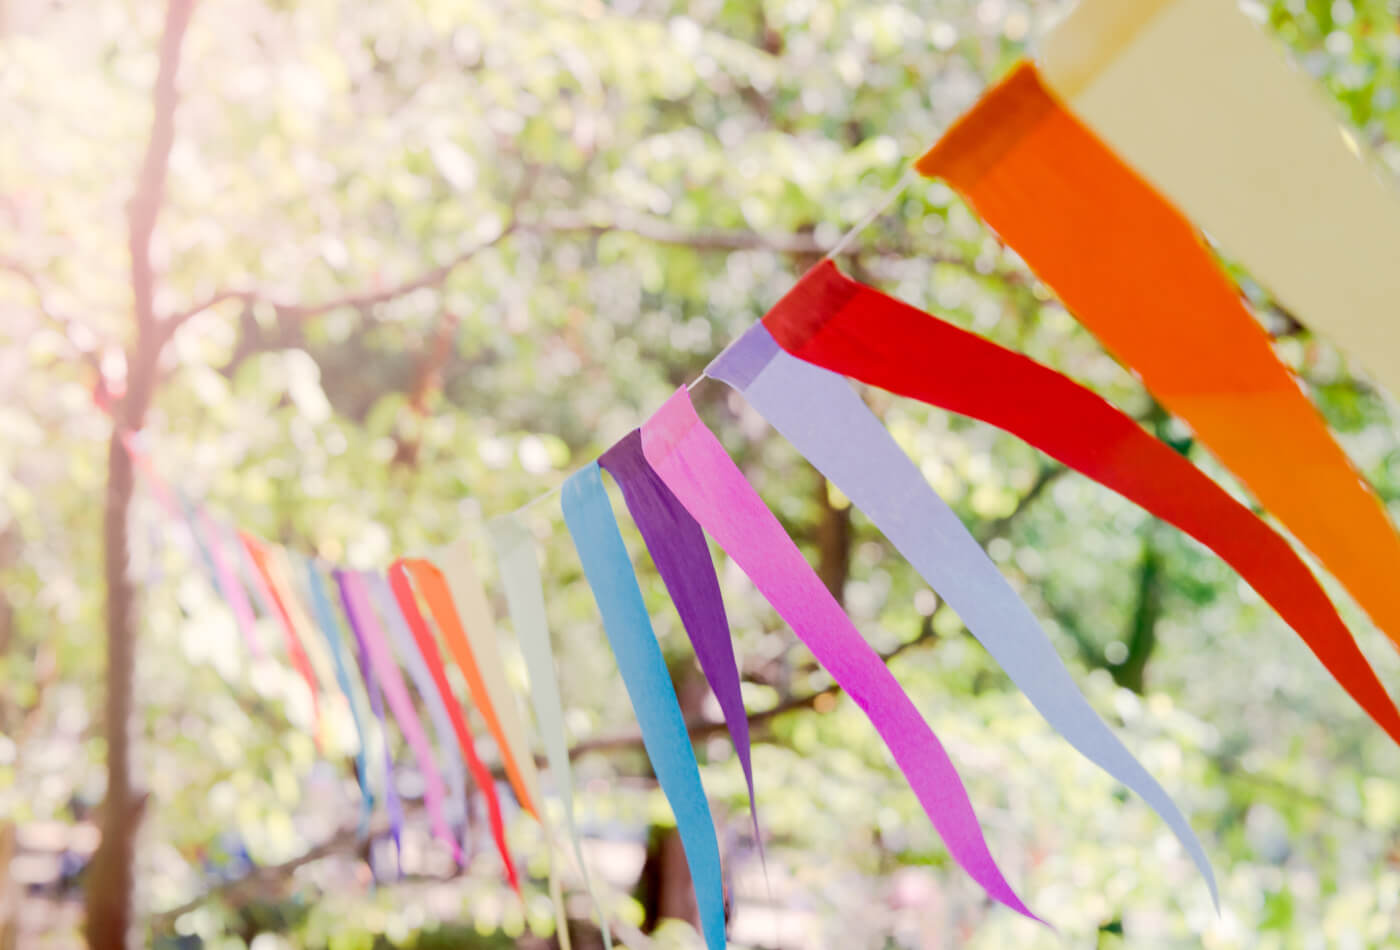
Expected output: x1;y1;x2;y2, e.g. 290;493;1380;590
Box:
1040;0;1400;395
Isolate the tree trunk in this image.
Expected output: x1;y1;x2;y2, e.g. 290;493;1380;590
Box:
84;346;160;950
1112;537;1163;695
814;473;852;606
84;4;195;942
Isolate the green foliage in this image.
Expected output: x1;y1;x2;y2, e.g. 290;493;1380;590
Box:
3;0;1400;947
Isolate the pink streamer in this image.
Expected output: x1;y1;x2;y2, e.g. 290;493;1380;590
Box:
198;508;264;658
338;569;463;864
641;389;1039;922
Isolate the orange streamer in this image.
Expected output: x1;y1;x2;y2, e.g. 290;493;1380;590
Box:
917;62;1400;652
241;533;323;738
397;557;539;817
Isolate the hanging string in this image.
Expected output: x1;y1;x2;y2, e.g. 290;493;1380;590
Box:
823;165;915;261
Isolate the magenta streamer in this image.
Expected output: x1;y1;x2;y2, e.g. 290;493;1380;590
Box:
641;389;1039;923
335;569;463;865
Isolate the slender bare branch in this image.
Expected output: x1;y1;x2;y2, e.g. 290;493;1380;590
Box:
159;223;517;340
159;212;1027;343
565;624;936;760
149;821;372;929
974;464;1067;547
0;256;105;372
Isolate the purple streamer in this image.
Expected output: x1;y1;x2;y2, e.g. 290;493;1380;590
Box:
333;571;403;874
599;430;761;854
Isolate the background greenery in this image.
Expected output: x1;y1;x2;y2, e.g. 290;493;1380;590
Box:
3;0;1400;946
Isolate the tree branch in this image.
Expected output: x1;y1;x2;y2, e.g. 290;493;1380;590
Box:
149;820;372;930
566;624;937;760
160;222;517;341
129;0;195;338
0;255;105;373
974;464;1066;546
159;213;1023;343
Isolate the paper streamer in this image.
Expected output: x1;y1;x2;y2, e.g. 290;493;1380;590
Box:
265;548;346;715
1039;0;1400;399
335;569;463;863
241;534;323;734
489;513;612;947
561;463;727;950
366;572;471;837
303;558;376;822
182;500;263;658
916;62;1400;658
640;390;1037;922
176;496;219;586
710;322;1217;897
337;571;404;870
598;432;761;852
762;260;1400;745
401;554;541;817
229;523;279;623
386;563;520;894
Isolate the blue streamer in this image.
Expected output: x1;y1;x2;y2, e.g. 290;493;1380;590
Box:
561;463;726;950
303;557;375;832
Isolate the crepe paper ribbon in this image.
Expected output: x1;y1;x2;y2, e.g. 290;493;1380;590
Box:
762;260;1400;747
561;463;728;950
598;432;762;853
709;323;1221;899
917;63;1400;662
241;533;324;737
399;554;542;818
335;568;464;864
338;573;404;874
177;495;264;659
196;507;264;658
174;495;220;585
366;572;471;839
302;557;377;826
640;391;1039;923
489;513;613;948
386;561;521;894
264;547;351;718
227;522;279;623
1040;0;1400;400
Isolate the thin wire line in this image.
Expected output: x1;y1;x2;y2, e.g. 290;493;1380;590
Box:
824;164;916;261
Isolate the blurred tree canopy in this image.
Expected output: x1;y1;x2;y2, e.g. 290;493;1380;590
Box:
3;0;1400;947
